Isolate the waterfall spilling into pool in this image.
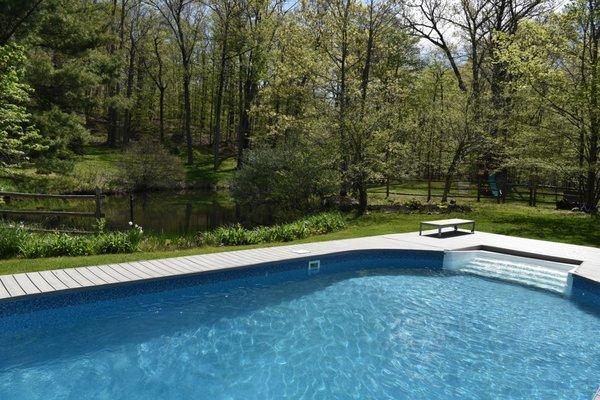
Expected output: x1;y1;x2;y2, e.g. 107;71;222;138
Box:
444;251;576;294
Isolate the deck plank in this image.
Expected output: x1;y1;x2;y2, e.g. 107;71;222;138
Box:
88;265;126;284
122;263;159;279
69;268;99;286
76;267;108;285
105;264;142;281
1;275;26;297
27;272;55;292
39;270;69;291
53;269;84;288
0;279;11;298
166;257;202;272
13;273;41;294
191;253;240;269
156;258;197;273
137;260;179;276
221;252;268;266
176;256;213;271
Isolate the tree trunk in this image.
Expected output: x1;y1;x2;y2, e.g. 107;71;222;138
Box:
357;180;368;215
360;0;374;109
213;18;229;171
199;50;208;143
159;87;165;142
236;56;245;168
107;108;118;147
183;68;193;165
585;0;600;211
441;142;465;203
339;9;349;198
106;0;120;148
122;45;136;146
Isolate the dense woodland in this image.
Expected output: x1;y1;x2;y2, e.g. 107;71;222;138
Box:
1;0;599;214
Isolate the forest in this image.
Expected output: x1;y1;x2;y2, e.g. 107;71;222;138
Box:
1;0;599;220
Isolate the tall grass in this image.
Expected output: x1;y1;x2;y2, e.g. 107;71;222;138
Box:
200;212;346;246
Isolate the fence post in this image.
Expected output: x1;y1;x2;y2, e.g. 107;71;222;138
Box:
386;176;390;198
95;188;104;218
129;193;135;225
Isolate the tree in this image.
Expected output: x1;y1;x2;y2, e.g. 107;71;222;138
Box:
234;0;287;168
144;33;169;142
122;0;150;146
208;0;236;170
403;0;548;200
499;3;600;210
0;44;44;168
0;0;46;45
25;0;108;168
152;0;206;165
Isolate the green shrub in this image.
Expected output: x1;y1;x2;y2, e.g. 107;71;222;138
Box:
93;232;132;254
94;224;143;254
203;224;261;246
118;137;185;191
20;234;94;258
232;142;340;212
0;222;144;259
0;223;28;258
201;212;345;246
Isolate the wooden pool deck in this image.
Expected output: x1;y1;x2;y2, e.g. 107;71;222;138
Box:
0;231;599;301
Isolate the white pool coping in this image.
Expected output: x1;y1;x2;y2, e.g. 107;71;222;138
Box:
0;231;599;301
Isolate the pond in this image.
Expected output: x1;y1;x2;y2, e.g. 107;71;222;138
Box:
0;191;273;235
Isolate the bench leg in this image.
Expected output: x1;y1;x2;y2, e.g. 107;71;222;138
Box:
438;227;442;238
471;222;475;233
454;225;458;231
419;223;422;236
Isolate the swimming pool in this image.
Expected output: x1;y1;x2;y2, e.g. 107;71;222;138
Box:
0;251;598;399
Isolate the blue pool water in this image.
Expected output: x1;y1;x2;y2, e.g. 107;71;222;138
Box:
0;267;599;399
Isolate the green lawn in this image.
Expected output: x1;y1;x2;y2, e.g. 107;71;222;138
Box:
0;144;238;194
0;201;597;275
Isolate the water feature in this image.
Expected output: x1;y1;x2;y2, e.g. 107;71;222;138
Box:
444;251;575;294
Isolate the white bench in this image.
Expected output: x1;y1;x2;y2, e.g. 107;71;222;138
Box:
419;218;475;238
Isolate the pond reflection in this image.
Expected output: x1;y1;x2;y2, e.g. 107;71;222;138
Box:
1;191;272;235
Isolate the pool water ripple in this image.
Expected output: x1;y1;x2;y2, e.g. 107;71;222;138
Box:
0;268;598;399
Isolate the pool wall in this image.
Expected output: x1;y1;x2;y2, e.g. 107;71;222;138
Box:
0;249;444;319
1;246;599;323
570;274;600;309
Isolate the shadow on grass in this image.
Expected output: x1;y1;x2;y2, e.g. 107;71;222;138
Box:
186;151;236;186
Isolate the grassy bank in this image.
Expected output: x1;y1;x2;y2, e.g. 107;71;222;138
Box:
0;144;236;194
0;201;597;275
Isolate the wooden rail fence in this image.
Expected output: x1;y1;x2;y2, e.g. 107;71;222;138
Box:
368;180;567;205
0;188;105;233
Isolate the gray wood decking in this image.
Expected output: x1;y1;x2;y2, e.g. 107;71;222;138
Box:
0;231;599;302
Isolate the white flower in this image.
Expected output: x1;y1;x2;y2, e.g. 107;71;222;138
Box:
128;221;133;226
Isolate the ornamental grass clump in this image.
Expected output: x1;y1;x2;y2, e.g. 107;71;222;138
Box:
200;212;345;247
